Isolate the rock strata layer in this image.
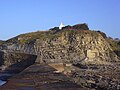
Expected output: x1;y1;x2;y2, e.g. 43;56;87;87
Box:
0;29;119;65
0;64;87;90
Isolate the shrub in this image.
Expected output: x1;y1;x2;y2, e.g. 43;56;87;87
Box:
72;23;89;30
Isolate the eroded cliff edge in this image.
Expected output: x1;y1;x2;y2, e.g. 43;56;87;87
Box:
0;24;119;65
0;24;120;89
0;50;37;80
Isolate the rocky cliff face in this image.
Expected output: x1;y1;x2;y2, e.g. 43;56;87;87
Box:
107;38;120;58
0;50;37;72
0;25;119;65
0;24;119;89
0;50;37;80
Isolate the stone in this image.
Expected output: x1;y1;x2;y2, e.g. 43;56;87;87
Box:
87;50;96;59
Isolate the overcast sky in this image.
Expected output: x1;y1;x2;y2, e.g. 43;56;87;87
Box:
0;0;120;40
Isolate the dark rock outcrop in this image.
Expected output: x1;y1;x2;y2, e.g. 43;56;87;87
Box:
0;51;4;66
0;51;37;80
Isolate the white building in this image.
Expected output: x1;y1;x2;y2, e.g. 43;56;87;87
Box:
59;22;65;29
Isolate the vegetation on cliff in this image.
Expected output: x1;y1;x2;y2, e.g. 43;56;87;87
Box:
0;23;119;59
107;38;120;57
4;23;95;45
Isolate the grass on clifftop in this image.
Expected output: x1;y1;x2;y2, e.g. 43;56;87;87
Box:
106;38;120;57
5;29;102;45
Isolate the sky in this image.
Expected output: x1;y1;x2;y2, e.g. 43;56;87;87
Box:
0;0;120;40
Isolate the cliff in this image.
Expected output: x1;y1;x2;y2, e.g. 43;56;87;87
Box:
0;50;37;80
0;24;119;65
0;24;120;89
